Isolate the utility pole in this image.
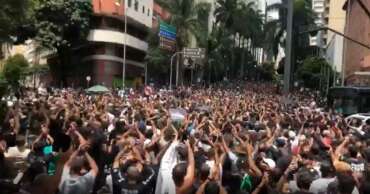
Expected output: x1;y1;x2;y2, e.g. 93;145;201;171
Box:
170;51;183;90
284;0;294;94
115;0;128;89
122;0;127;89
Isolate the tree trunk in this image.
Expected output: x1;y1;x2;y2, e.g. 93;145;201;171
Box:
251;44;254;60
240;38;245;78
231;33;236;80
56;47;71;88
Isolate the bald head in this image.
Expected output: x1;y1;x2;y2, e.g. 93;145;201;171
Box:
127;165;140;182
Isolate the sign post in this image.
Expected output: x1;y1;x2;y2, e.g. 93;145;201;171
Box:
159;20;176;51
183;48;206;59
86;76;91;88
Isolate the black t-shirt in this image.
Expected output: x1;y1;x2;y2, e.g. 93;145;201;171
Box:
49;118;70;152
112;165;157;194
4;133;16;147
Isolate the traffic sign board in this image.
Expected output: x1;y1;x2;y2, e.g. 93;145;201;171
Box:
183;48;206;59
160;36;176;45
159;21;176;33
159;36;176;51
159;30;176;40
159;29;176;36
184;55;205;59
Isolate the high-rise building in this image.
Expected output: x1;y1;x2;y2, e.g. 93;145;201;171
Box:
47;0;165;87
343;0;370;85
324;0;346;73
310;0;325;47
76;0;154;87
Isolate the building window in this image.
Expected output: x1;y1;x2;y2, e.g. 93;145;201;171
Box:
142;6;145;13
147;9;150;16
128;0;132;7
134;0;138;11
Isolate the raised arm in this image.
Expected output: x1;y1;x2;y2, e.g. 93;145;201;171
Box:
252;173;269;194
246;142;262;178
113;150;125;169
195;180;209;194
84;150;99;176
12;106;21;134
178;140;195;193
334;136;350;158
65;148;80;167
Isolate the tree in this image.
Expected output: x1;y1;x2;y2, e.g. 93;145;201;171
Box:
158;0;202;50
214;0;264;80
158;0;206;83
0;73;7;98
3;54;29;90
257;62;276;81
214;0;240;78
264;0;316;61
33;0;92;86
206;24;233;82
145;30;172;84
0;0;32;42
298;57;333;89
193;2;212;48
235;2;264;77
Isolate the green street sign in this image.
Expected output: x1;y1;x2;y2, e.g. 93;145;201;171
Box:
159;20;176;33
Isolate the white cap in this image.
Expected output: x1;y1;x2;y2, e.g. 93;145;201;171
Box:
7;101;14;107
262;158;276;169
288;131;296;138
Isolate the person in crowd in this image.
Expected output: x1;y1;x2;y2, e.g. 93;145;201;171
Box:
309;161;336;194
58;142;99;194
0;82;370;194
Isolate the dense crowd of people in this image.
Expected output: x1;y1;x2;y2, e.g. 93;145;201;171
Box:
1;82;370;194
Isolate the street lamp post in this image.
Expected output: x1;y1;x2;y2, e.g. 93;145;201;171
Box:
117;0;127;89
170;51;184;90
283;0;294;94
123;0;127;89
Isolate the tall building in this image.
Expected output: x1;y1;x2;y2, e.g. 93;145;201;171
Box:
324;0;346;73
310;0;325;47
76;0;154;87
343;0;370;86
48;0;159;87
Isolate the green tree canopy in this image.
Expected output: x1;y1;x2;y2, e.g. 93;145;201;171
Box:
34;0;92;49
298;57;333;89
3;54;29;89
157;0;202;50
265;0;316;59
32;0;92;86
0;0;32;42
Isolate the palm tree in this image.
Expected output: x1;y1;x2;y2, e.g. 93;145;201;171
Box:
157;0;207;84
235;2;264;77
215;0;264;79
158;0;203;49
264;0;316;61
214;0;241;79
206;23;233;83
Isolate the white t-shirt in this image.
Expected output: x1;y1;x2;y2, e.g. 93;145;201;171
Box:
58;166;96;194
309;177;335;194
4;146;30;159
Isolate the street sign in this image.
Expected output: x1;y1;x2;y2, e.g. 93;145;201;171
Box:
159;30;176;40
183;48;206;59
159;37;176;51
159;20;176;33
159;20;176;51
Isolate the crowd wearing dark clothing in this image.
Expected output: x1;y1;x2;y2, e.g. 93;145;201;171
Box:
1;82;370;194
